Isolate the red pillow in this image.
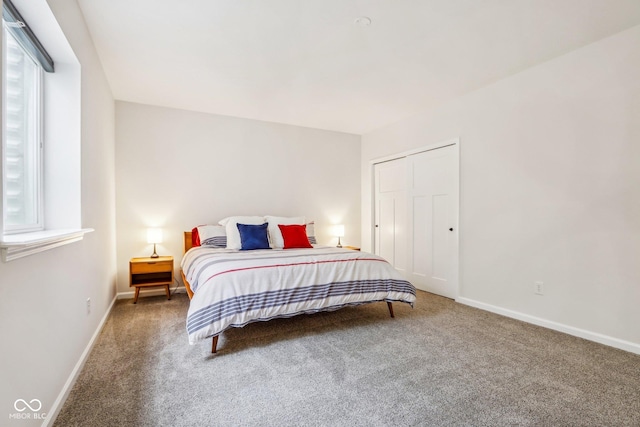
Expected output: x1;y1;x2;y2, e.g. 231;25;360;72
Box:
278;224;313;249
191;227;201;247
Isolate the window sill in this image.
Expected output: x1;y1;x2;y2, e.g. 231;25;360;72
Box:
0;228;94;262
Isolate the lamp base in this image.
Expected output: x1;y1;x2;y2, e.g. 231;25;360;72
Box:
150;243;159;258
337;237;342;248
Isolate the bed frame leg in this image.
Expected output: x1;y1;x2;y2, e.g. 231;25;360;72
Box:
211;335;219;354
387;302;395;318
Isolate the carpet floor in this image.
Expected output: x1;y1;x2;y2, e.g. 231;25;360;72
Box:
53;291;640;426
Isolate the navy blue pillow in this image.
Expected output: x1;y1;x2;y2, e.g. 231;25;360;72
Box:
237;223;271;251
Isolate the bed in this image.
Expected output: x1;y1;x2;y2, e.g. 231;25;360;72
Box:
181;227;416;353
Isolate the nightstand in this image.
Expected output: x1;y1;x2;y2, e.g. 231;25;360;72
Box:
343;246;361;251
129;256;174;303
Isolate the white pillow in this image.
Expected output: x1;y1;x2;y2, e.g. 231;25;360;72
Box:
218;216;266;249
265;215;305;248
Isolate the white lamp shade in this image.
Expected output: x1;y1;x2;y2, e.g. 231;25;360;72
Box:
334;224;345;237
147;228;163;244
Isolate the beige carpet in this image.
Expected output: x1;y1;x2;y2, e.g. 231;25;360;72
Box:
54;291;640;426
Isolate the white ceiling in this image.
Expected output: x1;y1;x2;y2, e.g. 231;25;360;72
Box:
77;0;640;134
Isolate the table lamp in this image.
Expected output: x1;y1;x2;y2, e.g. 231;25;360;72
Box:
334;224;344;248
147;228;162;258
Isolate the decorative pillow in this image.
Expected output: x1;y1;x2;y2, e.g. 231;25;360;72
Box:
191;227;202;247
306;221;317;245
265;215;305;248
218;216;266;249
278;224;313;249
198;225;227;247
237;223;271;251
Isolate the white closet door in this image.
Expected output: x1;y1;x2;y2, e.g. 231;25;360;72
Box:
374;158;407;273
407;145;458;298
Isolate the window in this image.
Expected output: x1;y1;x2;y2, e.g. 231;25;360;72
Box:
0;0;89;261
2;0;52;234
2;24;43;232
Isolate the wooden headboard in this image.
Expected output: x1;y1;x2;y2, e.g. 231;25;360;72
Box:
184;231;193;253
181;231;195;299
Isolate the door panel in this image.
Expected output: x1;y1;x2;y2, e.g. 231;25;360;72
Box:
376;193;396;265
411;195;429;278
432;193;449;281
374;158;407;273
394;192;407;273
379;164;405;193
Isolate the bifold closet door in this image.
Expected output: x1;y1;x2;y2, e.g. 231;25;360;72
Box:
373;158;407;274
407;146;457;298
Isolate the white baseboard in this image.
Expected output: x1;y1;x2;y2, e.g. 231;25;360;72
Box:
43;294;118;427
116;286;186;300
456;297;640;355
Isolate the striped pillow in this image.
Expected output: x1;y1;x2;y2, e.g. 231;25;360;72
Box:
198;225;227;248
306;221;317;244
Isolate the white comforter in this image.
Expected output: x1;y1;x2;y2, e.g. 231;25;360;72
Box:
182;246;416;344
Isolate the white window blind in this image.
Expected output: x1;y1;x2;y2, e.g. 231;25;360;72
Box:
2;25;42;232
2;25;43;232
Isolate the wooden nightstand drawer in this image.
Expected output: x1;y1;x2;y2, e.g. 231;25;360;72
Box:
130;260;172;274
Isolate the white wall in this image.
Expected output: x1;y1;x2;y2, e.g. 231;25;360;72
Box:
115;102;361;294
0;0;116;425
361;26;640;349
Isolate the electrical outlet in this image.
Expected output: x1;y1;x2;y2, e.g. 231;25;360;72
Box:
86;298;91;314
534;281;544;295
